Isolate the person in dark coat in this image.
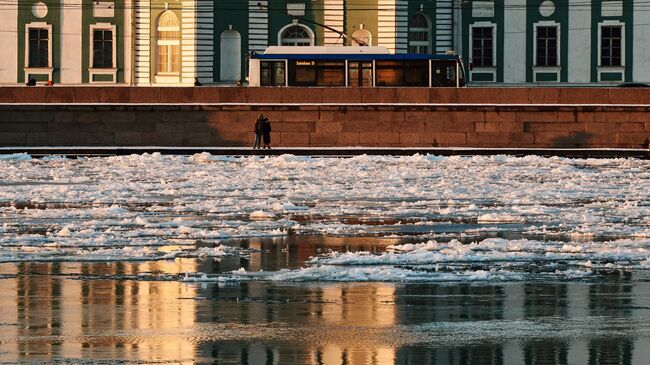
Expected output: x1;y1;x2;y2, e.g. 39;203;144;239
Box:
253;113;264;149
262;117;272;149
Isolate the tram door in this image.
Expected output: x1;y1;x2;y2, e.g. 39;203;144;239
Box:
348;61;373;86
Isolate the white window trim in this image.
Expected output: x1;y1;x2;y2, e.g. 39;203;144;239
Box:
408;12;431;53
277;22;315;46
24;22;53;82
89;23;117;84
468;22;497;82
597;20;625;83
533;21;561;83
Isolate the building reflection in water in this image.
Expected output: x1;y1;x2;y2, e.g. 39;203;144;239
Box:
1;257;649;364
6;260;197;363
587;272;634;365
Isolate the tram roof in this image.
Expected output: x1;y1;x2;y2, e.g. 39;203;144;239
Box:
252;46;459;61
251;52;460;61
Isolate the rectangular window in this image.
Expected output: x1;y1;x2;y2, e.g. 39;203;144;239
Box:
348;61;373;87
288;60;345;86
93;30;113;68
28;28;48;68
601;26;622;66
261;61;285;86
471;27;493;67
376;60;428;87
536;26;557;67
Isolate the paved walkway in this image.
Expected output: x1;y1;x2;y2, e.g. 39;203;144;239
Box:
0;147;648;159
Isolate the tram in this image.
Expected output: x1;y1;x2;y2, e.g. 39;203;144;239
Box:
248;46;466;88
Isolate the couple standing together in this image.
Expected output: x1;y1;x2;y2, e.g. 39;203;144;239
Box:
253;113;272;149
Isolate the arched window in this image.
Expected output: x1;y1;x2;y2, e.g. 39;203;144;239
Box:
157;11;180;74
351;29;372;46
279;25;313;46
408;13;430;54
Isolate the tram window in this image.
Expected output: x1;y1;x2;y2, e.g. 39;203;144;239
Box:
289;60;345;86
376;61;403;86
316;61;345;86
376;60;428;86
348;61;373;87
404;61;428;86
260;61;285;86
431;61;457;87
293;60;317;85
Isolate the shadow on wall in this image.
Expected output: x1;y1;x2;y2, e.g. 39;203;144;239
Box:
550;132;591;148
0;107;248;147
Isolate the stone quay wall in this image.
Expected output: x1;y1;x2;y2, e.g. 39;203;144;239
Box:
0;87;649;148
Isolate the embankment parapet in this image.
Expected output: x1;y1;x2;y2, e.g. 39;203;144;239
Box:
0;87;649;148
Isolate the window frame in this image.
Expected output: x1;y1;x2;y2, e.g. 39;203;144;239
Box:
155;11;182;83
599;21;625;67
532;21;562;83
277;23;314;47
89;23;117;84
469;23;496;68
24;22;53;82
468;22;497;83
408;13;431;54
535;25;558;67
597;20;626;83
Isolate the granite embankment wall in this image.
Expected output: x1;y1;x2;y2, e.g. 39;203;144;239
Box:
0;87;650;148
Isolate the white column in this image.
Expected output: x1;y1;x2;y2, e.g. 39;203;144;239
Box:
196;0;214;83
568;0;591;83
634;0;650;82
60;0;83;84
436;0;453;53
134;0;150;85
503;0;526;83
181;0;196;84
249;0;268;51
0;0;18;83
324;0;344;45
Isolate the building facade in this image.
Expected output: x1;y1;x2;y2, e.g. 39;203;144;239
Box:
462;0;650;84
0;0;649;85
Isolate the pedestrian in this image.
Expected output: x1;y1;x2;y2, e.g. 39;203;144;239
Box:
262;116;272;149
253;113;264;149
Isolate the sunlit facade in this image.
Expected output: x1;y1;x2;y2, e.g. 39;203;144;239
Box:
2;1;650;85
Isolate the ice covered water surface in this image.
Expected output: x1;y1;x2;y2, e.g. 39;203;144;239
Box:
1;153;649;280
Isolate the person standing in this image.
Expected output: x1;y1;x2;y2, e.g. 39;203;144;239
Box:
262;116;272;149
253;113;264;149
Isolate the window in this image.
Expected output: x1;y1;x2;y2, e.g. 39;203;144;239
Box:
536;26;557;66
408;13;430;54
280;25;313;46
157;11;181;74
601;26;622;66
260;61;285;86
348;61;373;87
28;28;49;67
288;60;345;86
472;27;493;67
375;61;428;87
92;30;113;68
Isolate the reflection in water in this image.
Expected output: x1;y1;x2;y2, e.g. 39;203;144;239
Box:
1;260;650;364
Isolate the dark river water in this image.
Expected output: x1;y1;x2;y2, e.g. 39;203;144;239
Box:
1;237;649;365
